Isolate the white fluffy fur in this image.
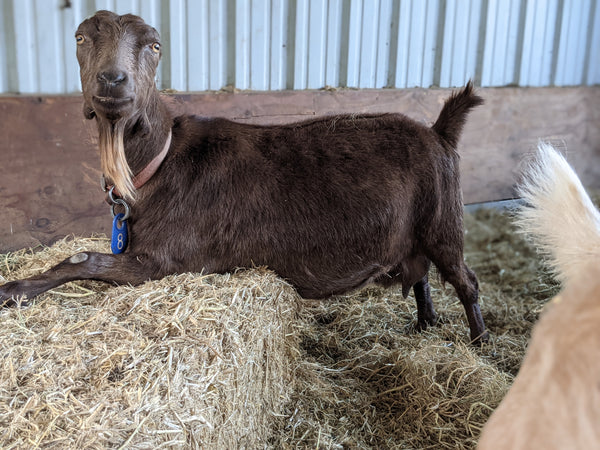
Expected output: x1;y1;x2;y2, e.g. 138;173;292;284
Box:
478;143;600;449
515;142;600;284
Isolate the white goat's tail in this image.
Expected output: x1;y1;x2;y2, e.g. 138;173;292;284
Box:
516;142;600;284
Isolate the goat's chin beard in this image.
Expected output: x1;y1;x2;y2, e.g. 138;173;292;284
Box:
98;119;136;202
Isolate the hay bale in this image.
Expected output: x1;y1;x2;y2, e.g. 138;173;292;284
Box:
0;238;301;449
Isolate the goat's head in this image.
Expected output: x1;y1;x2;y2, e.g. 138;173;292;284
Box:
76;10;161;122
75;10;162;200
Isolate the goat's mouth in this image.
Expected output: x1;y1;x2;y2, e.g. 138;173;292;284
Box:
93;95;134;107
92;95;134;119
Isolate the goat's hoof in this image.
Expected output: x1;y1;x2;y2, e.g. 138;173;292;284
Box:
470;329;490;345
1;297;28;308
0;283;30;308
415;312;438;332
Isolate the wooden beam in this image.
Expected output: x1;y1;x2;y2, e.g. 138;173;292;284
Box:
1;87;599;252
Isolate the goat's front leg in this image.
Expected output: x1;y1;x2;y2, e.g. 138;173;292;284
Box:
0;252;156;307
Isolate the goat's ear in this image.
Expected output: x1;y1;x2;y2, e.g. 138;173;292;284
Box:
83;103;96;120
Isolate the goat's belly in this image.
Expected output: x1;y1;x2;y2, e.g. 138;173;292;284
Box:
286;253;429;299
290;268;386;299
275;261;396;299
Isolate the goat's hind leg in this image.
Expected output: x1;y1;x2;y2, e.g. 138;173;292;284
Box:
0;252;156;307
376;264;438;332
453;263;488;343
432;253;488;343
413;274;438;331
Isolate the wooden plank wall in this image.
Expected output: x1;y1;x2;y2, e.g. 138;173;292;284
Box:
1;86;599;253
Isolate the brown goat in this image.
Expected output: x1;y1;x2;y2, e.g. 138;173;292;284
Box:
0;11;487;343
477;143;600;448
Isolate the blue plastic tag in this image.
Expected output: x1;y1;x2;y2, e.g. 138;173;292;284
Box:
111;213;128;254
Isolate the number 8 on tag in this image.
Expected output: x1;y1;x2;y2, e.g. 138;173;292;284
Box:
111;213;128;254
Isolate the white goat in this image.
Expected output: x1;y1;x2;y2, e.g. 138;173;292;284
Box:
477;142;600;449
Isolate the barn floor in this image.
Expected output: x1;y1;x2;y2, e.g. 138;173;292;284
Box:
0;206;560;449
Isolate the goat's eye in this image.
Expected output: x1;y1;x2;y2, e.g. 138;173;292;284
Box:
75;34;85;45
151;42;160;53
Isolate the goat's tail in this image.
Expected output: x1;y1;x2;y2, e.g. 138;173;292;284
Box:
432;80;483;148
515;142;600;284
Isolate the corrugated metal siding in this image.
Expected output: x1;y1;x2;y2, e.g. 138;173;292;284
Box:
1;0;598;94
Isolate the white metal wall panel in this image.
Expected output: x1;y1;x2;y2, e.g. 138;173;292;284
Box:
35;0;66;93
184;0;228;91
293;0;337;89
555;0;593;86
395;0;440;88
13;0;37;94
1;0;599;94
324;0;343;88
374;0;393;88
0;5;7;92
235;0;289;90
481;0;523;87
519;0;558;87
169;0;187;91
270;0;288;90
186;0;209;91
357;0;378;88
234;0;250;90
209;0;228;90
588;0;600;85
439;0;482;88
345;0;362;87
307;0;328;89
249;0;269;90
293;0;309;89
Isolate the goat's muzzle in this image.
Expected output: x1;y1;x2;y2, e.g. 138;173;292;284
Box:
91;68;135;120
97;69;128;87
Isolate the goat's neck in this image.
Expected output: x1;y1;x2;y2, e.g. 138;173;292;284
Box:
122;92;173;177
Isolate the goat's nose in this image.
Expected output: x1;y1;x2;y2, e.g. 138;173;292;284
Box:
97;70;127;86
